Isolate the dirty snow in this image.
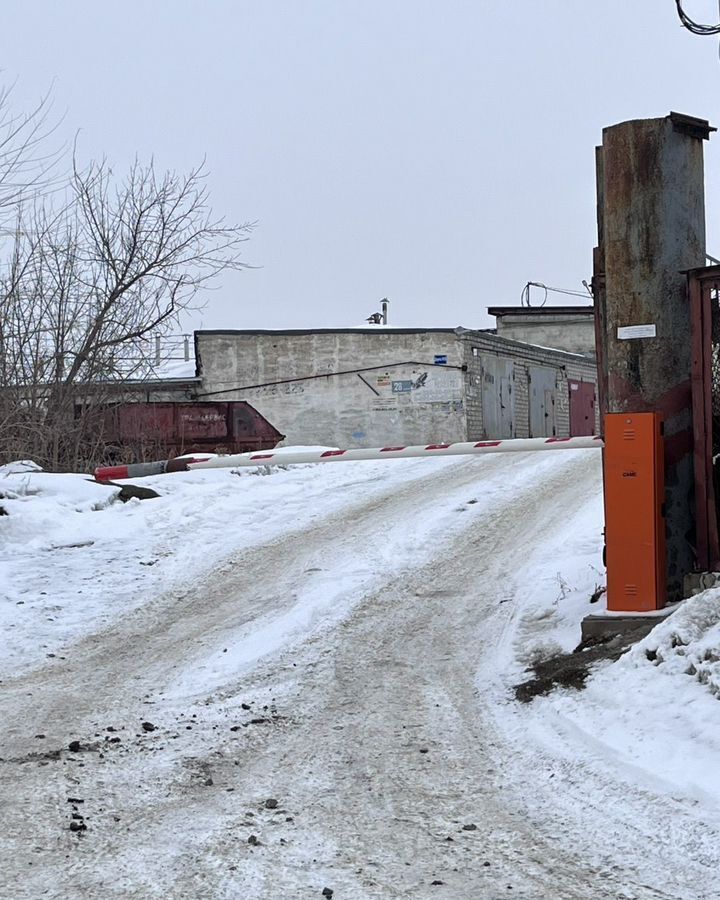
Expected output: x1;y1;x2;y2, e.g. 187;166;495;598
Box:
497;473;720;818
3;449;720;897
1;452;471;677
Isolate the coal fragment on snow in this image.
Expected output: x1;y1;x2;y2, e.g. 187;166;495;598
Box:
462;823;477;831
321;890;334;898
264;798;278;809
141;721;156;732
69;821;87;833
68;740;81;753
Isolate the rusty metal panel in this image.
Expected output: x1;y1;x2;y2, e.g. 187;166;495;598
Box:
229;401;285;446
569;380;596;436
117;404;174;442
688;267;720;572
599;113;712;599
103;401;284;458
175;403;229;441
593;145;608;421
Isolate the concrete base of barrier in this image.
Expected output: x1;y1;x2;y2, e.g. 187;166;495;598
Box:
581;603;682;643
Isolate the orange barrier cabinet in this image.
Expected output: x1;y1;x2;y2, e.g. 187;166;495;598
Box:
604;412;666;612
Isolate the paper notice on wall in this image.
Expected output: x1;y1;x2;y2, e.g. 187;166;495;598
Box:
617;324;657;340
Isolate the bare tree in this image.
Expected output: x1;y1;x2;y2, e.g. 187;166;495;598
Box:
0;82;64;225
0;155;253;470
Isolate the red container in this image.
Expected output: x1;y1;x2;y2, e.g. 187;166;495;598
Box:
103;401;284;459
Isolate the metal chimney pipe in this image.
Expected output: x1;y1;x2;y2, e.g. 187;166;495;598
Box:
381;298;389;325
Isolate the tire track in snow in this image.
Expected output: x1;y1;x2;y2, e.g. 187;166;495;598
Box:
3;451;698;899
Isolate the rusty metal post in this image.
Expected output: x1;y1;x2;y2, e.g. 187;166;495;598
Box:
597;112;714;600
592;145;607;419
687;266;720;572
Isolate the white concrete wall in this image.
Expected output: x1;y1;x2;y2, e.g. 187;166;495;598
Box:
196;327;599;448
196;330;467;448
495;313;595;357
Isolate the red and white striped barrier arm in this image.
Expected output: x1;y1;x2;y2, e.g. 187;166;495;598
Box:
94;456;212;481
187;435;603;471
94;435;602;480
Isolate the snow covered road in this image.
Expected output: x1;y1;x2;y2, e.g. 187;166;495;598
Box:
2;452;720;898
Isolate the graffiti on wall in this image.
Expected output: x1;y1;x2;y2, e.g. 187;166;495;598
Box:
252;383;306;397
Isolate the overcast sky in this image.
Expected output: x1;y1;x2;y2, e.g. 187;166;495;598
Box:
1;1;720;332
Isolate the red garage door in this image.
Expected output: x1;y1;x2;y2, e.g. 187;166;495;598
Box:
569;380;596;436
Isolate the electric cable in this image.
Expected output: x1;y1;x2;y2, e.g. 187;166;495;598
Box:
520;281;591;307
675;0;720;35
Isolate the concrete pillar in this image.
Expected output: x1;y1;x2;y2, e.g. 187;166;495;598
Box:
596;112;713;600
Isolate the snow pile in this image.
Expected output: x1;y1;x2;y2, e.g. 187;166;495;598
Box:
533;597;720;805
0;459;43;475
1;471;119;546
624;588;720;696
501;491;720;805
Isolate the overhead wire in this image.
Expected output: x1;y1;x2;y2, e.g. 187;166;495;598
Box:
674;0;720;35
520;281;592;307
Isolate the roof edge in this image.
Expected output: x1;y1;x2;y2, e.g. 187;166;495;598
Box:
487;306;594;317
196;327;461;336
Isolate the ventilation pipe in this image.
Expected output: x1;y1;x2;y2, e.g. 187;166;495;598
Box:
381;298;389;325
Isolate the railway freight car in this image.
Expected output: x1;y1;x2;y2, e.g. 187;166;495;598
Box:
101;401;285;461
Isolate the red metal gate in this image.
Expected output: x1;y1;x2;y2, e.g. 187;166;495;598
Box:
688;265;720;572
569;380;596;436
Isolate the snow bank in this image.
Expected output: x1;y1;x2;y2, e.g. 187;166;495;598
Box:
497;467;720;808
1;472;119;547
628;588;720;695
0;459;43;475
537;591;720;806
